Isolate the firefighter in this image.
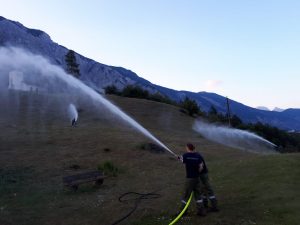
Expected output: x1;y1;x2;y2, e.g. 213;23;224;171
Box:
178;143;219;216
71;118;77;127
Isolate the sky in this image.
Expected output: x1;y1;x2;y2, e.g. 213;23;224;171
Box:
1;0;300;109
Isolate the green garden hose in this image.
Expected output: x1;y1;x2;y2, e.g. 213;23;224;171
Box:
168;192;193;225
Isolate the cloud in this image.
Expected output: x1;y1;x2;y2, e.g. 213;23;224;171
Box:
204;80;223;91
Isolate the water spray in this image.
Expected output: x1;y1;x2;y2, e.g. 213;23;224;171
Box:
68;103;78;126
0;47;176;156
193;120;277;154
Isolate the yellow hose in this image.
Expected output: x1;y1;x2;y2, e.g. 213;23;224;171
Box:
168;192;193;225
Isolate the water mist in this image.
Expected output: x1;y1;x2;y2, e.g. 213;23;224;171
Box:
68;103;78;126
0;47;176;156
193;120;277;154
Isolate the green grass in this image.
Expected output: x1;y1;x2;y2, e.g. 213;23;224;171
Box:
0;93;299;225
130;153;300;225
97;161;120;177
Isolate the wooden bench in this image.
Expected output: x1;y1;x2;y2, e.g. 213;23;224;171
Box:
63;171;105;191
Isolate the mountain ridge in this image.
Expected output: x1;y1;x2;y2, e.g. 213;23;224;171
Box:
0;15;299;130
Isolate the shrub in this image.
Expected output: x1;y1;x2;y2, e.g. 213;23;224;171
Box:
138;142;165;154
104;85;177;106
122;85;149;98
104;85;119;95
97;161;120;177
148;92;177;105
180;97;200;116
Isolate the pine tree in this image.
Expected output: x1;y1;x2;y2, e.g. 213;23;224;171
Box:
207;105;219;122
180;97;200;116
65;50;80;78
104;85;119;95
208;105;218;115
231;115;243;127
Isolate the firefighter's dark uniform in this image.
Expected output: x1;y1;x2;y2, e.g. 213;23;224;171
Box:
200;173;218;210
181;152;218;214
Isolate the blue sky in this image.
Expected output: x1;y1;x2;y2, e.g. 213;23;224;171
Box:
1;0;300;109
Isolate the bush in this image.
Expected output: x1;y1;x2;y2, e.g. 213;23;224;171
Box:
180;97;200;116
148;92;176;105
122;85;149;98
97;161;120;177
231;115;243;127
138;142;165;154
104;85;119;95
105;84;177;106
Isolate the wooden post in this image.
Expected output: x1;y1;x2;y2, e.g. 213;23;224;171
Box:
226;97;231;127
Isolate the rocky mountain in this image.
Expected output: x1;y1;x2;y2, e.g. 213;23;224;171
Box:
0;16;141;92
256;106;270;111
0;16;299;130
273;107;285;112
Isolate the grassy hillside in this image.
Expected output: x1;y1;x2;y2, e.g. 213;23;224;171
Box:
0;92;299;225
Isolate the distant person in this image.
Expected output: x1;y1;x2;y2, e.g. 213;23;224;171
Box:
71;118;77;127
178;143;219;216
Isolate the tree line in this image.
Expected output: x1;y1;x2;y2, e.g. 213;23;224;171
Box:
203;105;300;153
62;49;300;154
105;85;177;105
105;84;300;153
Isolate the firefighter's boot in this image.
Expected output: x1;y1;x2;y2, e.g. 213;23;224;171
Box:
209;198;219;212
196;200;207;216
203;196;209;208
175;200;188;216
